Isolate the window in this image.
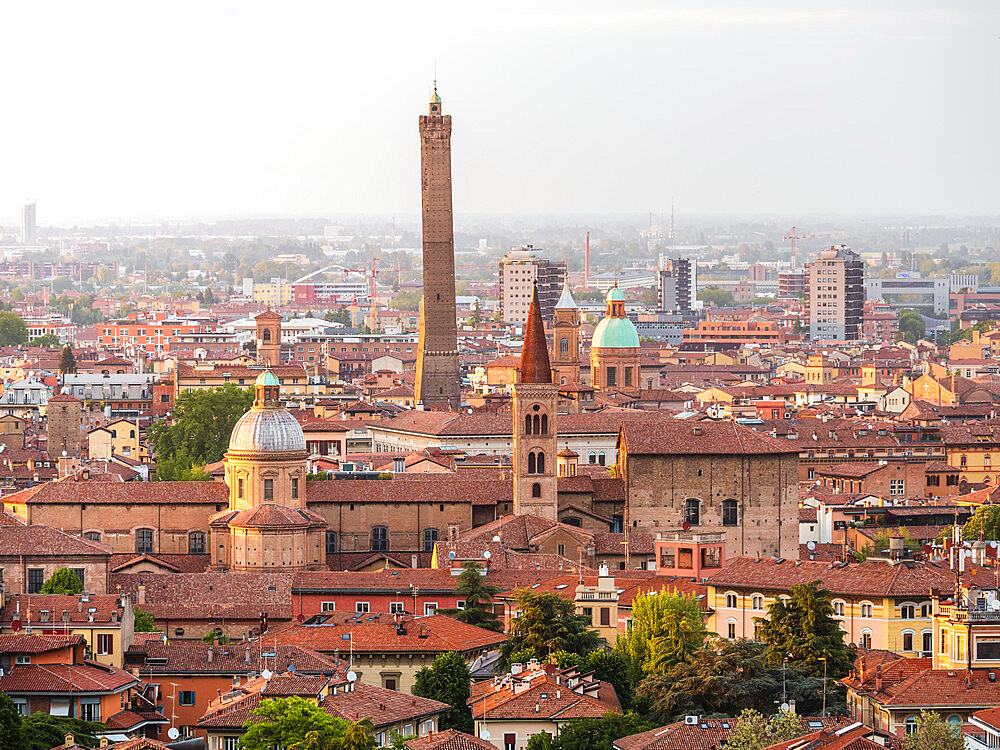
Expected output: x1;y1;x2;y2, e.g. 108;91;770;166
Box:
84;531;101;542
861;602;873;618
861;629;872;648
371;526;388;552
72;568;85;588
189;532;206;555
179;691;196;706
423;528;439;552
291;478;299;499
976;639;1000;660
589;452;596;464
557;543;565;556
833;600;845;616
321;602;336;612
326;531;338;554
751;595;764;611
390;602;405;613
598;451;606;466
80;700;101;722
224;737;241;750
727;620;736;639
889;479;904;496
900;603;915;619
264;478;274;500
607;367;617;387
905;716;918;735
15;655;30;665
531;482;541;498
136;529;154;554
961;454;968;467
725;593;737;608
424;602;438;616
722;499;738;526
383;677;397;691
238;478;244;498
902;631;914;651
684;498;700;526
356;602;370;613
97;634;114;655
504;734;516;750
922;630;933;656
560;338;568;354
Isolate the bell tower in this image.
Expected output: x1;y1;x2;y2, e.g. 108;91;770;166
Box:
551;281;580;386
513;283;558;520
255;308;282;366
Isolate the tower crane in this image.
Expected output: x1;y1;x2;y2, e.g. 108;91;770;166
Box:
783;227;842;269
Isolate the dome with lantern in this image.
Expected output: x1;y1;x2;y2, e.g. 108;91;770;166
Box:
591;283;640;350
227;370;306;454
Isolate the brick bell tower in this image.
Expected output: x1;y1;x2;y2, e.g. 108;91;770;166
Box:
551;280;580;387
513;283;558;520
415;83;461;409
255;308;282;366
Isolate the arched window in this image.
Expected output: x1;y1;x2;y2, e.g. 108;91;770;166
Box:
540;414;548;435
860;630;872;648
725;593;738;608
904;716;918;735
528;452;536;474
861;602;873;618
921;629;932;656
84;531;101;542
751;594;764;610
589;452;596;464
532;415;540;434
532;483;541;498
423;528;439;552
371;526;388;552
902;630;914;652
987;454;992;469
563;516;581;527
525;415;532;434
325;531;338;554
188;531;206;555
598;451;606;466
722;499;738;527
832;600;846;617
262;328;271;342
961;454;968;467
130;429;135;438
684;498;700;526
136;528;154;554
536;452;545;474
560;338;568;355
900;603;916;619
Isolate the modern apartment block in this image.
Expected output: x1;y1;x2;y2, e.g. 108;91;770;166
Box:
498;247;567;325
805;245;865;341
657;257;695;313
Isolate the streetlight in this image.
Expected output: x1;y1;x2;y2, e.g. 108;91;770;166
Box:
818;656;828;717
782;653;792;706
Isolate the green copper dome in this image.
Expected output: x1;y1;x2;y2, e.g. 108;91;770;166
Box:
256;370;280;387
606;285;626;302
592;316;640;349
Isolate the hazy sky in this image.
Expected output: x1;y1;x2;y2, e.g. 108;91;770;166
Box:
1;1;997;223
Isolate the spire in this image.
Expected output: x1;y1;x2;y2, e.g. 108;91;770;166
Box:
555;280;577;310
519;283;552;384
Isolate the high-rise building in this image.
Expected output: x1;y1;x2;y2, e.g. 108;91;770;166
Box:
778;270;806;299
414;86;460;409
498;247;567;325
657;257;694;313
20;201;36;246
805;245;864;341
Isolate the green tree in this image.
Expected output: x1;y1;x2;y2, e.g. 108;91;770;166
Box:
546;712;654;750
502;590;599;664
640;287;659;307
525;731;554;750
39;567;84;594
240;696;348;750
134;609;157;632
725;709;805;750
898;308;925;344
636;639;829;723
202;629;231;645
0;691;25;750
340;718;377;750
963;505;1000;541
903;710;963;750
792;318;803;335
470;298;483;326
22;713;103;750
754;580;852;680
615;589;706;676
412;651;472;733
697;287;734;307
28;333;61;348
438;562;502;632
148;384;254;479
59;344;77;374
0;312;28;346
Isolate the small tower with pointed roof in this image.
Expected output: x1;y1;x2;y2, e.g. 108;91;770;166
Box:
255;308;282;367
551;280;580;387
512;283;559;520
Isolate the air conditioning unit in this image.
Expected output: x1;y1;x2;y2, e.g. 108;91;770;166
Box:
685;715;699;725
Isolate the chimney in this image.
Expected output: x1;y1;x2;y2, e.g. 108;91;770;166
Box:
875;666;883;692
207;647;214;664
245;647;252;665
137;584;146;605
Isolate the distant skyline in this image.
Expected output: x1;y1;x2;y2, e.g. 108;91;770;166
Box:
0;1;997;224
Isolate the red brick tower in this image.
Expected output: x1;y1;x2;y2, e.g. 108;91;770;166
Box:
415;85;461;409
513;284;558;520
255;309;282;366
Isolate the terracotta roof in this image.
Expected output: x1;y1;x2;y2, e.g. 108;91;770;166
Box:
110;553;211;574
112;572;294;621
3;477;227;504
707;556;954;597
225;504;326;529
471;665;619;721
105;708;169;730
48;392;82;403
0;595;124;626
0;525;112;556
620;418;800;455
405;729;496;750
519;285;552;384
321;681;448;728
129;642;340;675
261;673;332;696
764;725;881;750
0;660;138;694
306;473;509;506
0;634;84;654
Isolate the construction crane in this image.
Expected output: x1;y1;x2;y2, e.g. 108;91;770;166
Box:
783;227;842;270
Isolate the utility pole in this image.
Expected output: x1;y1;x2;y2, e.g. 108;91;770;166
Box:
819;656;828;716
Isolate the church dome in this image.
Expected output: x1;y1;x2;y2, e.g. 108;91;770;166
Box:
228;407;306;454
592;283;639;349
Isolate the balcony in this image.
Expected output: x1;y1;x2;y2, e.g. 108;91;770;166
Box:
953;608;1000;622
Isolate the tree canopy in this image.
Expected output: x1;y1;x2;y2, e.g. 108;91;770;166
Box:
412;651;472;733
240;697;359;750
754;580;852;681
615;589;706;676
697;287;734;307
724;709;806;750
438;562;502;632
902;710;963;750
897;308;926;344
0;691;25;750
39;567;84;594
502;589;600;664
22;713;103;750
59;344;77;374
0;312;28;346
133;609;157;632
963;505;1000;541
28;333;61;348
148;384;254;480
534;712;654;750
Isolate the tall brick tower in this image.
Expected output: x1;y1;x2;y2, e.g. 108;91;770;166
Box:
415;85;461;409
255;309;282;366
513;284;558;521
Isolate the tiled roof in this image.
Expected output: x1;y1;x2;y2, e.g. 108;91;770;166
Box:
105;708;169;730
614;718;849;750
373;411;670;439
3;477;227;504
405;729;496;750
764;725;882;750
306;473;509;506
267;614;506;655
129;641;340;675
707;556;954;597
0;634;83;654
0;660;137;694
197;690;262;728
225;503;326;528
261;673;331;696
106;739;172;750
0;595;124;625
110;553;211;573
113;572;294;621
621;417;799;455
472;666;619;721
455;513;592;550
0;525;112;556
321;682;448;728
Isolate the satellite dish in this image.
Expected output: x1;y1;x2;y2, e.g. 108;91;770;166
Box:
448;551;456;560
483;551;492;559
480;729;491;741
780;702;790;713
807;541;816;551
167;728;180;740
261;668;273;679
992;600;1000;612
492;535;501;542
347;670;357;683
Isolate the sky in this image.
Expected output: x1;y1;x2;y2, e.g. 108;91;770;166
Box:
0;1;997;224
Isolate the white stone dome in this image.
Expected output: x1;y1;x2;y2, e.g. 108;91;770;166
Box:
228;407;306;454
